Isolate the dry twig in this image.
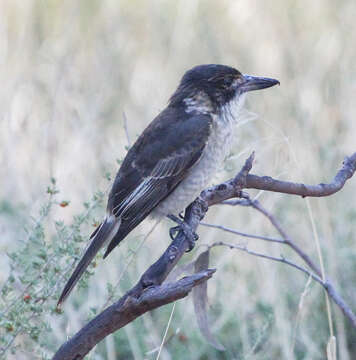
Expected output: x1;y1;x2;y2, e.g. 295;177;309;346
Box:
53;152;356;359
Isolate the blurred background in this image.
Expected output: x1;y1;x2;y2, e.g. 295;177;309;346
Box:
0;0;355;359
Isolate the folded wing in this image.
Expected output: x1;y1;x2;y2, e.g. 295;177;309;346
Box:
104;107;212;257
58;107;212;304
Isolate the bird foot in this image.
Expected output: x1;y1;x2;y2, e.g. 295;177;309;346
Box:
167;214;198;252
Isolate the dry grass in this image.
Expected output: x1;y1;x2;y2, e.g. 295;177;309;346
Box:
1;0;355;359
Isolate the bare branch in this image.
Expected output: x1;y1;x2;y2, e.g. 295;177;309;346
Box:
245;153;356;197
208;238;356;328
324;280;356;330
216;194;356;328
251;199;356;328
208;241;323;285
198;151;356;328
200;221;284;244
53;269;215;360
201;153;356;211
248;198;322;277
53;152;356;358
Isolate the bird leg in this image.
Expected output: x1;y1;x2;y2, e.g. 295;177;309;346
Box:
167;214;198;251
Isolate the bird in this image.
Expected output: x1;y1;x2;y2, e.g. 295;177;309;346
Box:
58;64;279;305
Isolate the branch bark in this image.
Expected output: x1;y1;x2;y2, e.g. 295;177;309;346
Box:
53;270;215;360
53;152;356;359
245;152;356;197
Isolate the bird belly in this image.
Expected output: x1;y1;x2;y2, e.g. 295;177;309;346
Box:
151;114;235;218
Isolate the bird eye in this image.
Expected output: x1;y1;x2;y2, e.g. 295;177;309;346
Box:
223;77;233;87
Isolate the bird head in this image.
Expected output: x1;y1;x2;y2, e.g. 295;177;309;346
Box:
170;64;279;113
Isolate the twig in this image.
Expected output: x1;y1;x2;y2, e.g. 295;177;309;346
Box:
209;236;356;328
53;152;356;358
208;241;323;284
248;198;322;277
123;111;131;147
225;195;356;328
244;152;356;197
200;221;284;243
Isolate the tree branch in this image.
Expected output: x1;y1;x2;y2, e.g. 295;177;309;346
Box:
208;240;323;285
200;221;284;244
53;152;356;358
53;269;215;360
245;152;356;197
208;194;356;328
248;197;356;328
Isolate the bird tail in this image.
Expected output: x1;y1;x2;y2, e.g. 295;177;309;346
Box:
57;215;120;306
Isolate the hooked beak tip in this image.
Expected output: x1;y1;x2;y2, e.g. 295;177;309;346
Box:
240;74;280;93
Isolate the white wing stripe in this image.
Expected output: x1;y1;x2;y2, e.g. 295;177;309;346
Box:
112;177;154;216
112;153;193;217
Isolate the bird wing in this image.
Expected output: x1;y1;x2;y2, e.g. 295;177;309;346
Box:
58;108;212;305
103;107;212;257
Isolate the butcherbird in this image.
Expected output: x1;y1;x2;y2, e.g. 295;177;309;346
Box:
58;64;279;305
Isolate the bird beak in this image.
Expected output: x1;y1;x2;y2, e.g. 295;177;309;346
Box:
239;74;280;93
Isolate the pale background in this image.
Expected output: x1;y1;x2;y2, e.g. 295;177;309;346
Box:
0;0;355;359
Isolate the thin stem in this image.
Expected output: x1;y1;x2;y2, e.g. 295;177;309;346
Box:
123;111;131;147
305;199;334;338
208;241;323;285
156;302;176;360
249;198;322;277
200;221;284;243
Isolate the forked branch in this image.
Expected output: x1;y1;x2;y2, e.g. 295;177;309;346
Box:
53;152;356;359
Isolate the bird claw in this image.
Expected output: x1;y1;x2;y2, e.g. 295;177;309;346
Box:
167;214;198;251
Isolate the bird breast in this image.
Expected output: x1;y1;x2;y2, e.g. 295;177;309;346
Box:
152;95;245;218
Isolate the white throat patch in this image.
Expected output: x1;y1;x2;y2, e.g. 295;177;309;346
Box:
219;93;247;125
